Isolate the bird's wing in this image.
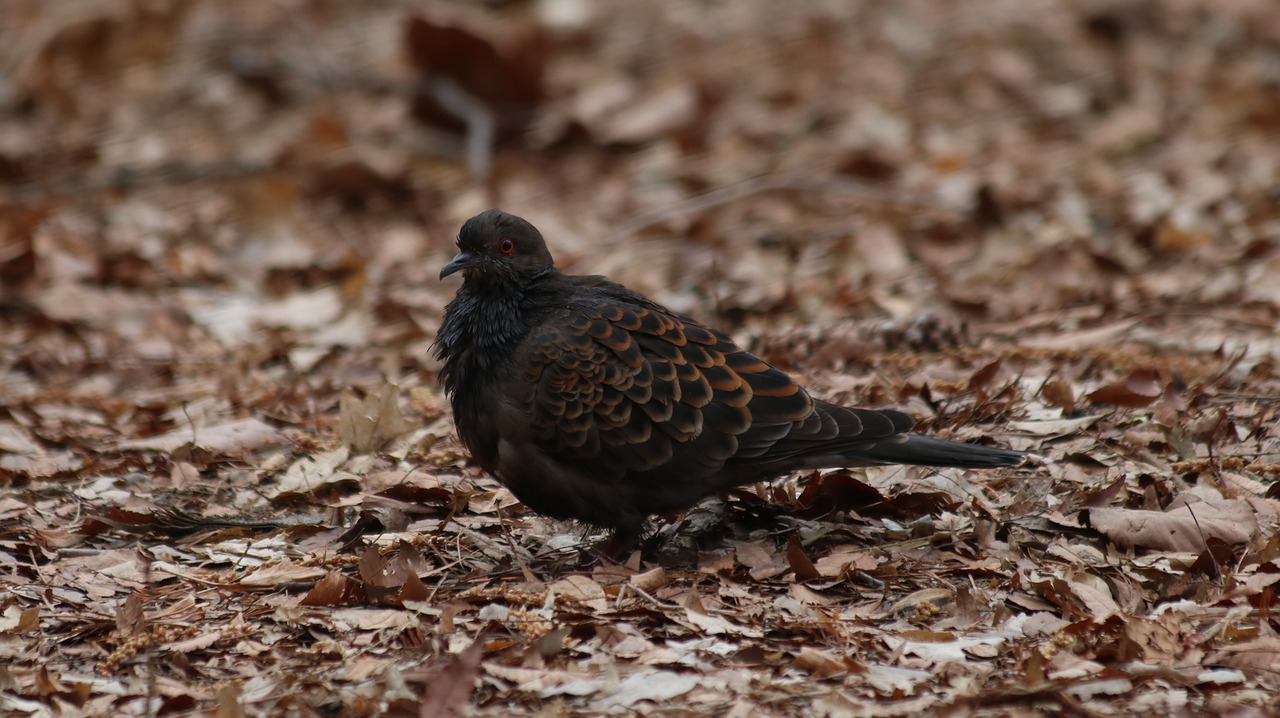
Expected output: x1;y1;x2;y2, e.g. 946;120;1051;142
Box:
512;297;821;480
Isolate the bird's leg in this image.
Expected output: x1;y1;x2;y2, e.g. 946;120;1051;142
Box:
576;526;643;568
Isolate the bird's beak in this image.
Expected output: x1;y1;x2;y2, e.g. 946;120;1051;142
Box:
439;251;478;280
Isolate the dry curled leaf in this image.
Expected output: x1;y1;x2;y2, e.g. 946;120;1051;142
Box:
1041;376;1076;415
418;637;484;718
1086;369;1164;408
340;384;410;454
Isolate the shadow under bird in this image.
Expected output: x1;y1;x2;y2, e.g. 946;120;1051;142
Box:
433;210;1025;544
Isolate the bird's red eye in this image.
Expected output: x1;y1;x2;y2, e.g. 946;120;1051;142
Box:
498;238;516;255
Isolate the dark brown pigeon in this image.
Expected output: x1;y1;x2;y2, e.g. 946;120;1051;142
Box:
434;210;1025;540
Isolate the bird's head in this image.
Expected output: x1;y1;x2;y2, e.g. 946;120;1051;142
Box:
440;210;555;285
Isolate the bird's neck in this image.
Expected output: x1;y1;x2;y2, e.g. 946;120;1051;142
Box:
434;274;559;469
434;274;554;399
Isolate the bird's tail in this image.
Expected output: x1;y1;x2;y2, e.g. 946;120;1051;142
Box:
851;434;1026;468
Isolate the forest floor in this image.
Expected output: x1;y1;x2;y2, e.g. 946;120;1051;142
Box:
2;1;1279;715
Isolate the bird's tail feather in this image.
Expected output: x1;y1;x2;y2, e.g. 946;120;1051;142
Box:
851;434;1026;468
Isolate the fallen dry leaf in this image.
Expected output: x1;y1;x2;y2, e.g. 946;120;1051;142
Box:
1086;369;1164;408
419;637;484;718
1087;503;1257;552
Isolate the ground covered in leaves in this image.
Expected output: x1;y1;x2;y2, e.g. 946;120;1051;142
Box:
2;0;1280;716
